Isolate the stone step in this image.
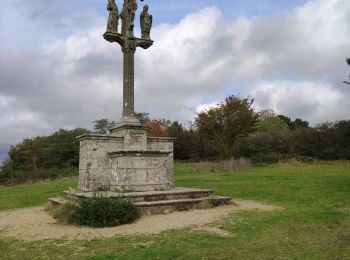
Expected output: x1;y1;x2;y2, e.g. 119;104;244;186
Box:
49;197;69;205
135;196;232;215
49;194;232;216
64;187;214;203
49;195;232;215
50;187;232;216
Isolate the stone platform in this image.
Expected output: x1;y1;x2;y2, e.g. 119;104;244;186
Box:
49;187;232;215
49;117;232;216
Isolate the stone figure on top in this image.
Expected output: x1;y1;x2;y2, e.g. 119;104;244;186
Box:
106;0;119;33
120;0;138;36
140;5;152;39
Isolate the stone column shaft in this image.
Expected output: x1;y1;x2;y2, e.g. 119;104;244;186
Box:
123;51;135;117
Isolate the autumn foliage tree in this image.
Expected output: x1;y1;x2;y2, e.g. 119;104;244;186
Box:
146;119;168;137
195;95;258;159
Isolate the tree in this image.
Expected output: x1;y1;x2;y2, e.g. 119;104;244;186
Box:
233;110;292;163
8;138;42;171
146;119;167;137
278;115;309;130
134;112;150;124
278;115;293;128
93;119;115;134
293;118;309;129
333;120;350;159
41;128;88;168
195;95;258;159
257;110;288;132
7;128;87;171
167;121;211;160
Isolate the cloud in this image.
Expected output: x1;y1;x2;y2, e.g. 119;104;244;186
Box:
246;0;350;81
14;0;101;30
1;0;350;162
196;101;220;114
252;80;347;124
0;0;103;50
0;95;51;158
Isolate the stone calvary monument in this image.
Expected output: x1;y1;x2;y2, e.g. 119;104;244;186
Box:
50;0;230;215
77;0;174;193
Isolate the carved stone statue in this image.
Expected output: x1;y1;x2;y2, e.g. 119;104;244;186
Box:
120;0;138;36
140;5;152;39
106;0;119;33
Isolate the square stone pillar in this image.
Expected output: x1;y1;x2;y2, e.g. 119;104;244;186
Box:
77;117;175;192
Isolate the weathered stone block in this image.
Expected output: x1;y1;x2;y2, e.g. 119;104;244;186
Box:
77;121;175;192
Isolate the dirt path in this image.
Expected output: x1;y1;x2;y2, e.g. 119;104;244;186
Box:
0;200;281;241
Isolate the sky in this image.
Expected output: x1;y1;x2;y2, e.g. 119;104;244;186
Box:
1;0;350;163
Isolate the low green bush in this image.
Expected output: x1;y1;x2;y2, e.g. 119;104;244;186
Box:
75;196;140;228
48;202;77;224
250;153;284;165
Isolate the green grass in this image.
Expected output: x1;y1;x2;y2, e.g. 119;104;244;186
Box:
0;178;77;211
0;161;350;259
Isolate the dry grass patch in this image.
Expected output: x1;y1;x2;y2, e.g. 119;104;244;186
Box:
190;158;251;173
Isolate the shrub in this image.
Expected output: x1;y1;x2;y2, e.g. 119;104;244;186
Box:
48;202;77;224
75;196;140;227
234;129;292;158
0;164;13;184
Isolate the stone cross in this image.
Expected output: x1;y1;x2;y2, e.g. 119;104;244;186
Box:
104;0;153;119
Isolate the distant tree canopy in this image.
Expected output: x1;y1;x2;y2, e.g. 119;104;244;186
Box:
195;95;258;159
257;110;289;132
93;119;115;134
278;115;309;130
134;112;150;125
7;128;88;171
0;128;88;184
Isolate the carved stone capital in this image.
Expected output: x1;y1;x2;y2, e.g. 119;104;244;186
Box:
103;31;153;52
122;37;137;53
103;32;124;46
136;38;153;49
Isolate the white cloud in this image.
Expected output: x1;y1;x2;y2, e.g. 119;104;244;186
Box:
252;80;347;124
196;101;220;114
246;0;350;80
0;95;50;147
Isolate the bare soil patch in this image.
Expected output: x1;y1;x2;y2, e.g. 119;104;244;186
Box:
0;200;281;241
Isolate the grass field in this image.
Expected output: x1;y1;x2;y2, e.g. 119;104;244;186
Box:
0;161;349;259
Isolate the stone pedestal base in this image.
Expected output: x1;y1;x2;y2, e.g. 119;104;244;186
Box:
77;117;175;192
50;117;232;216
49;187;232;216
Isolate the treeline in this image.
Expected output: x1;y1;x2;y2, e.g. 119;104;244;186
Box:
166;96;350;163
1;95;349;185
0;128;87;184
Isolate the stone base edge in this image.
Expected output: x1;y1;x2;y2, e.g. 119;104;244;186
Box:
110;184;173;192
